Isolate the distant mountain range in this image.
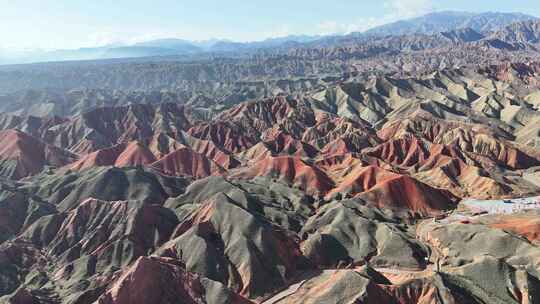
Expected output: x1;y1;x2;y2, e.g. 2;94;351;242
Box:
0;11;538;65
363;11;538;36
490;19;540;44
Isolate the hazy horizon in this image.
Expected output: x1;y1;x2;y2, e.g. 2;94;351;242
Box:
1;0;540;51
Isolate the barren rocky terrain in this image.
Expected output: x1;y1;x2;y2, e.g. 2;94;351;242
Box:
2;13;540;304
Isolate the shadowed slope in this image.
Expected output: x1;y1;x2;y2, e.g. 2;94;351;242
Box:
0;129;78;180
98;256;253;304
25;166;188;211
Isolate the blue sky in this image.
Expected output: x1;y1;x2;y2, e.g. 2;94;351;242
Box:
1;0;539;49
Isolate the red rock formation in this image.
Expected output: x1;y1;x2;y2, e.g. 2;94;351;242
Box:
185;135;240;169
26;198;178;262
68;141;157;171
378;115;540;170
319;137;362;156
151;147;224;179
41;103;192;154
217;96;316;134
264;131;318;158
97;256;253;304
327;165;456;214
70;144;128;170
378;115;502;143
115;141;158;167
238;131;318;162
315;153;363;169
187;121;256;153
67;135;238;175
0;129;78;179
363;174;455;215
0;113;68;139
368;278;455;304
145;132;186;158
303;115;379;151
482;62;540;85
364;136;433;168
229;156;334;195
219;96;295;122
361;135;514;198
483;214;540;242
